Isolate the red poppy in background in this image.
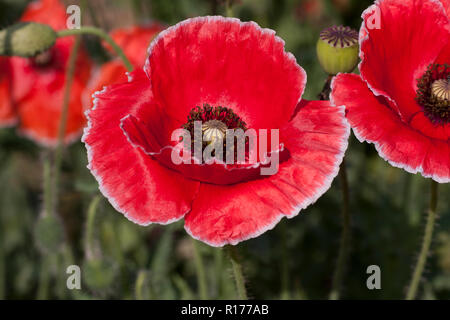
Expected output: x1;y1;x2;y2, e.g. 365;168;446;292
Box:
83;17;350;246
0;58;16;127
8;0;92;146
84;24;164;110
331;0;449;183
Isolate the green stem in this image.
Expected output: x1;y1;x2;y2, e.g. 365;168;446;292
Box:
43;152;53;217
36;256;50;300
49;35;81;222
226;245;247;300
192;239;208;300
57;27;133;72
0;239;4;299
214;248;224;298
225;0;234;17
280;220;290;300
135;270;148;300
85;195;102;260
406;180;439;300
329;158;351;300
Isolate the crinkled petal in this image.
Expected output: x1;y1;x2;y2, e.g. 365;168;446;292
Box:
359;0;450;122
83;69;200;225
331;73;450;183
146;16;306;129
184;100;349;246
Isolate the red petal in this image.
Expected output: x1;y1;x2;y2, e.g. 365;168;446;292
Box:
121;112;287;185
17;78;87;146
83;69;199;225
331;73;450;183
0;59;16;127
359;0;450;122
146;17;306;129
184;100;349;246
9;0;93;146
110;24;164;67
83;61;128;111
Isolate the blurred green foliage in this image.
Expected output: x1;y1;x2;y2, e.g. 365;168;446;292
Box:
0;0;449;300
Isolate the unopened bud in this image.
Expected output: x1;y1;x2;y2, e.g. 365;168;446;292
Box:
0;22;57;58
316;25;359;75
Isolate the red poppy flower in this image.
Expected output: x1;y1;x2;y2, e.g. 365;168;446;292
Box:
0;58;16;127
84;24;164;110
8;0;92;146
331;0;449;183
83;17;350;246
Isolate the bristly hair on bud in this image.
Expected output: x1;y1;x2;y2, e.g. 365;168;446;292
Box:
316;25;359;75
0;22;57;58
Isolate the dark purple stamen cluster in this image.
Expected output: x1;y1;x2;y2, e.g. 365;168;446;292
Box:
416;63;449;125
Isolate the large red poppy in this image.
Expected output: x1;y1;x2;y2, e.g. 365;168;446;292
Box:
331;0;449;183
83;17;350;246
84;24;164;110
0;58;15;127
8;0;92;146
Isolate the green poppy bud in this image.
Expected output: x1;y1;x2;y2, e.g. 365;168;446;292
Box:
35;214;64;254
82;258;117;292
0;22;57;57
316;25;359;75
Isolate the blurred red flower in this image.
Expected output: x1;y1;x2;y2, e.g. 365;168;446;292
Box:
7;0;92;146
0;58;15;127
331;0;449;183
83;17;350;246
84;24;164;110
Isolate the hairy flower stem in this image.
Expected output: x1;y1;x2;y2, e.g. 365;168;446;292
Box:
135;270;148;300
36;256;50;299
85;195;102;260
226;245;248;300
318;76;351;300
406;180;439;300
57;27;133;72
50;36;81;217
0;240;4;299
192;239;208;300
280;221;290;299
329;158;351;300
318;75;333;101
225;0;234;18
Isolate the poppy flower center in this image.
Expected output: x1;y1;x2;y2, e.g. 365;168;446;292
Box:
416;63;449;124
182;104;249;162
202;119;227;145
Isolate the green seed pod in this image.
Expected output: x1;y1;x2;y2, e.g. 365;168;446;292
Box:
0;22;57;57
35;214;64;254
316;26;359;75
82;258;117;292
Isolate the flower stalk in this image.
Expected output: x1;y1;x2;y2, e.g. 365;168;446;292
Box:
57;27;133;72
329;158;351;300
406;180;439;300
192;239;209;300
318;75;351;300
226;245;248;300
